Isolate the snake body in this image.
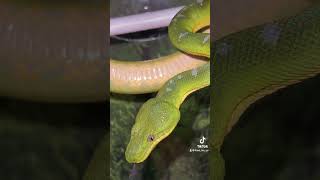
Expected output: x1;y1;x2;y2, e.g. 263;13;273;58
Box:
210;5;320;180
125;0;210;163
110;53;206;94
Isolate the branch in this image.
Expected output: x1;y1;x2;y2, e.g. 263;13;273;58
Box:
110;6;183;36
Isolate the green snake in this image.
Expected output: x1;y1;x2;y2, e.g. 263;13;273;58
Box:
125;0;210;163
122;1;320;180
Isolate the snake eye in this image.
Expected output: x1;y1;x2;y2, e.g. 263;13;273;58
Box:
147;135;155;142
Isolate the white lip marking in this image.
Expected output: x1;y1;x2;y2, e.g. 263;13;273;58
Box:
192;69;198;76
178;32;189;42
202;35;210;44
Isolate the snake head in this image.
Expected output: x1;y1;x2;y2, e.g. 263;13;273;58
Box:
125;98;180;163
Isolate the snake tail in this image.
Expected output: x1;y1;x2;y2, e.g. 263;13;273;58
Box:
211;5;320;180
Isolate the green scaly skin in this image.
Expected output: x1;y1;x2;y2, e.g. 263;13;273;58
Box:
125;0;210;163
169;0;210;58
210;5;320;180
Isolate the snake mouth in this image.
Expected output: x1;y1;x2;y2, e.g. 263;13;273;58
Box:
125;143;155;163
125;136;162;163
